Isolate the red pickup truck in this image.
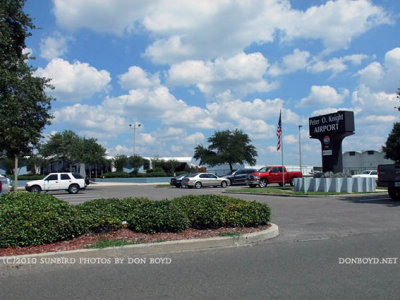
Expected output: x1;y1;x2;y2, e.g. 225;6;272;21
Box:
246;166;302;188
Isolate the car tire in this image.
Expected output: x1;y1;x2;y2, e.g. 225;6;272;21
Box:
68;184;80;194
195;182;202;189
278;182;284;187
388;187;400;200
221;181;228;188
259;179;268;188
30;185;41;193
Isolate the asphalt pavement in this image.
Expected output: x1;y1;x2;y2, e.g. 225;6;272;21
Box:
1;184;399;299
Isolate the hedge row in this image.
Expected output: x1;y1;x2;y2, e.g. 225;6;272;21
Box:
0;193;270;248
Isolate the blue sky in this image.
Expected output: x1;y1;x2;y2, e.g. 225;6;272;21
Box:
23;0;400;166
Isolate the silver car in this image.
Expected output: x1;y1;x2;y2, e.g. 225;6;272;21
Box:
181;173;229;189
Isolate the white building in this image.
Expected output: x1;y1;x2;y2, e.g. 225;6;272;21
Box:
343;150;393;174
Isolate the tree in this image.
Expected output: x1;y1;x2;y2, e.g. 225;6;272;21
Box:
193;129;257;172
0;0;53;188
39;130;81;170
383;122;400;163
78;138;107;178
128;155;147;175
113;155;128;172
382;88;400;163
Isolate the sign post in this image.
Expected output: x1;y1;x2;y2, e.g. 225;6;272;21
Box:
309;111;354;173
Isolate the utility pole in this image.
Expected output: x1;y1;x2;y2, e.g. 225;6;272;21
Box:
298;125;303;174
129;123;142;156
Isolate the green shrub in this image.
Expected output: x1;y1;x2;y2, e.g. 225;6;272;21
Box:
18;174;46;180
102;172;131;178
0;192;84;248
225;201;270;227
171;195;228;229
77;197;150;233
128;200;190;234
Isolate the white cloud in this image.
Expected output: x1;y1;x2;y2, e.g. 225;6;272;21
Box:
53;0;391;64
118;66;160;90
269;49;311;76
298;85;349;107
284;134;297;145
40;32;70;60
283;0;391;53
53;103;127;138
36;58;111;102
168;52;278;98
358;47;400;93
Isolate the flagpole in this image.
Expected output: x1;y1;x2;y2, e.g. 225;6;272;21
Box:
277;110;284;186
281;114;284;186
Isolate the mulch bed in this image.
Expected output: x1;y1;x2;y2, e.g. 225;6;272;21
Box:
0;225;271;257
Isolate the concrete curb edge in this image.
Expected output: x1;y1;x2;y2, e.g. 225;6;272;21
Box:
0;224;279;261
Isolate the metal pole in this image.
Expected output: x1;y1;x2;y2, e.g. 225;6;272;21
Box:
298;125;303;174
133;125;136;156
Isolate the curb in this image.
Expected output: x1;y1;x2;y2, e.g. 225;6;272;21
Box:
0;224;279;262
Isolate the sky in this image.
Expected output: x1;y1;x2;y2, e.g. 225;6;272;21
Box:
23;0;400;167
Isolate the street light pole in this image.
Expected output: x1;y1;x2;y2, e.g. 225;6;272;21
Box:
298;125;303;174
129;123;142;156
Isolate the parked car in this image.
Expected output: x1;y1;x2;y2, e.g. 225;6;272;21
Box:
352;170;378;180
0;176;10;194
181;173;229;189
223;168;257;185
0;174;13;191
170;174;188;188
25;172;87;194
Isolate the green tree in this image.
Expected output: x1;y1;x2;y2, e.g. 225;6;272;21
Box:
382;122;400;163
39;130;81;170
128;155;146;175
113;155;128;172
0;0;54;188
78;137;107;178
193;129;257;172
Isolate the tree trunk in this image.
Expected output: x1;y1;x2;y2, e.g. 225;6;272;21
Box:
14;155;18;191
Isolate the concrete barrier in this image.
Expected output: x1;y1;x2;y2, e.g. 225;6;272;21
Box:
294;177;376;193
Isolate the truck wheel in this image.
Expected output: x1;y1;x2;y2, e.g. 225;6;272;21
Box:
279;183;284;187
259;179;268;188
68;184;80;194
30;185;41;193
388;187;400;200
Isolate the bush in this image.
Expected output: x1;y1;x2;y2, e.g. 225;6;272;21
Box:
0;192;84;248
225;201;270;227
103;172;131;178
172;195;270;229
77;197;150;233
128;200;190;234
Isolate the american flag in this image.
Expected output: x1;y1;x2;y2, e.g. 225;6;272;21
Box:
276;111;282;151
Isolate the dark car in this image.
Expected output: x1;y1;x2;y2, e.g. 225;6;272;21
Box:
223;168;257;185
170;174;188;188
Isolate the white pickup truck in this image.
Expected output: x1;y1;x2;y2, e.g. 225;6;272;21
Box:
25;172;87;194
